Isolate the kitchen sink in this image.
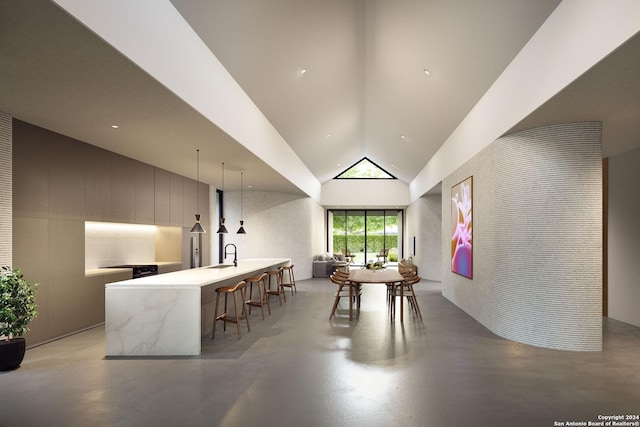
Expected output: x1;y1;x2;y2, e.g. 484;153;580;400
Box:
208;264;234;269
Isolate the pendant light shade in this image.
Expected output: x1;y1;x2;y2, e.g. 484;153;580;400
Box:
216;217;228;234
190;149;206;233
191;215;205;233
237;172;246;234
217;162;228;234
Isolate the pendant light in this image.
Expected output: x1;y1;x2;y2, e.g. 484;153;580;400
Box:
217;162;228;233
237;172;246;234
190;149;206;233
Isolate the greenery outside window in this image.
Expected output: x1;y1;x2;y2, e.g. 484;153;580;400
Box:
329;210;403;265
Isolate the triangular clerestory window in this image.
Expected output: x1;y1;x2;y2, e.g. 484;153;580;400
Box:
334;157;396;179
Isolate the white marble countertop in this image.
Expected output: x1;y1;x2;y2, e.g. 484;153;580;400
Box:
105;258;290;289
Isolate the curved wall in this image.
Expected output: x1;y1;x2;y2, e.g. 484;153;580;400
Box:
442;122;602;351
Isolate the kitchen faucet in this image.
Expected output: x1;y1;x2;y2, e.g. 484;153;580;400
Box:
224;243;237;267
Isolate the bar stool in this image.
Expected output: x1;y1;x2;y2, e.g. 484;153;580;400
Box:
281;264;297;296
212;280;251;340
265;267;286;305
244;272;271;320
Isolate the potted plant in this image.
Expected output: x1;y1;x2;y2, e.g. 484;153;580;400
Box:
0;266;38;371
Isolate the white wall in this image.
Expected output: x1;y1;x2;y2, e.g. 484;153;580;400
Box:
219;190;324;280
322;179;409;207
411;0;640;200
442;122;602;352
608;147;640;327
406;195;441;281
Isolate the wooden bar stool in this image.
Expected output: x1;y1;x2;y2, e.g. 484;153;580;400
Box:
212;280;251;340
281;264;297;296
244;272;271;320
265;267;286;305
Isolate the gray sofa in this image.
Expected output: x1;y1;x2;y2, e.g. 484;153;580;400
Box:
312;253;347;278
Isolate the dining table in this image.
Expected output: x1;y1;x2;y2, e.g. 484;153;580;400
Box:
347;268;404;321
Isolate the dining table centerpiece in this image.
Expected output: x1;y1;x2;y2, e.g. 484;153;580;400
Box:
365;260;386;270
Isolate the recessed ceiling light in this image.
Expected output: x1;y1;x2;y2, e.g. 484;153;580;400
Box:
111;125;119;129
423;69;431;76
299;69;307;76
400;135;406;140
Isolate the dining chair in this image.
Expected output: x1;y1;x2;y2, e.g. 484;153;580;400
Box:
333;270;350;280
390;274;422;321
212;280;251;340
376;248;389;263
341;248;355;264
329;273;361;320
244;272;271;320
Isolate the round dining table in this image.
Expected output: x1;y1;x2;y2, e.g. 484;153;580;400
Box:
347;268;404;321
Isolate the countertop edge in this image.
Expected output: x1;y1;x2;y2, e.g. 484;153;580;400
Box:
105;258;290;289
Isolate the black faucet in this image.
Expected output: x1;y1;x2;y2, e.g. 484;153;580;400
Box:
224;243;237;267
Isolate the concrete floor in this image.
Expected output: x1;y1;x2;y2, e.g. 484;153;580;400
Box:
1;278;639;427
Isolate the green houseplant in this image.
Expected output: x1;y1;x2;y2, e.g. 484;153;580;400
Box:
0;266;38;371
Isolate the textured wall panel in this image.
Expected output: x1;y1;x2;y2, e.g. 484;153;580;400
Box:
442;122;603;351
0;112;11;266
222;190;323;280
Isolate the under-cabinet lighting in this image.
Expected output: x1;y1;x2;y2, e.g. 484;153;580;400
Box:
85;221;156;233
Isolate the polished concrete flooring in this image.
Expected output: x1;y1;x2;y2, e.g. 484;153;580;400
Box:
1;277;639;427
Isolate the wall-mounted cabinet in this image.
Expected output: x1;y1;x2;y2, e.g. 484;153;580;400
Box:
12;120;49;219
85;144;112;221
170;172;184;227
182;176;197;228
154;168;171;226
111;154;137;223
48;133;86;220
135;162;155;224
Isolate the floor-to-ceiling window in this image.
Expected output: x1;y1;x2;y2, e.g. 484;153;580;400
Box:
329;209;403;265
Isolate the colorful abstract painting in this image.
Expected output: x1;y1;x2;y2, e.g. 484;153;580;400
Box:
451;176;473;279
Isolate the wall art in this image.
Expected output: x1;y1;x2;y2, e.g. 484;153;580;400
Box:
451;176;473;279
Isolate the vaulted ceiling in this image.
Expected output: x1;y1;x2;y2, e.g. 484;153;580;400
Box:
1;1;639;196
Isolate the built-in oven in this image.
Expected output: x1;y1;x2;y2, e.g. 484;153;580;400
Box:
107;264;158;279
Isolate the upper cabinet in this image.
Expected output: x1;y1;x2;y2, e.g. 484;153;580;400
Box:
111;154;137;224
135;162;155;224
182;176;197;228
12;121;209;227
85;144;111;222
12;121;49;219
169;173;184;227
154;168;171;226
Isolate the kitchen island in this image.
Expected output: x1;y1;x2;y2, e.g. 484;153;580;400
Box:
105;258;290;356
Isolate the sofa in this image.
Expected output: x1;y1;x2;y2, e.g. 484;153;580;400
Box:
312;253;348;278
